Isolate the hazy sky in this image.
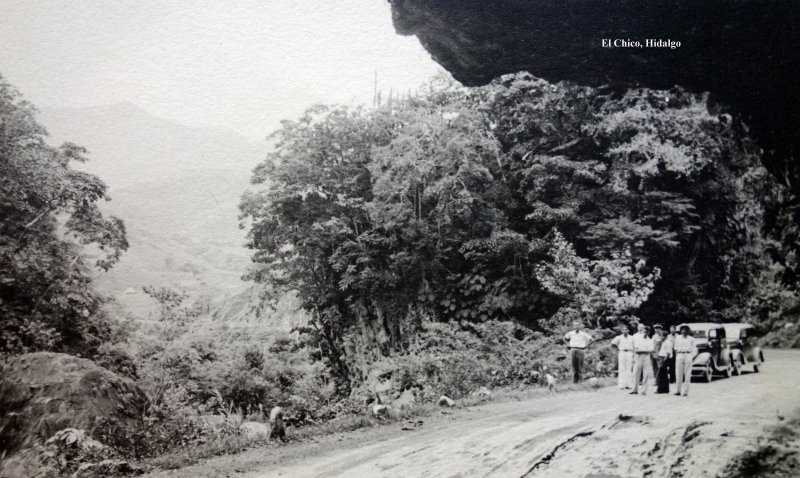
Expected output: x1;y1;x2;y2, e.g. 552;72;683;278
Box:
0;0;443;140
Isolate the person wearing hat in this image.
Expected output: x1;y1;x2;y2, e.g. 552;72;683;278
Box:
655;327;672;394
611;325;635;389
674;325;698;396
667;325;678;383
564;321;593;383
651;324;665;373
630;323;655;395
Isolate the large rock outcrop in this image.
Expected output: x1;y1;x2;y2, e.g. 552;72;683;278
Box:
0;352;148;453
389;0;800;192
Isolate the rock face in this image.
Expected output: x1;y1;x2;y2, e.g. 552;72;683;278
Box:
390;0;800;192
0;352;148;453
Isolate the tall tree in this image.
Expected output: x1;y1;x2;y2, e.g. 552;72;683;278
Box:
242;74;790;392
0;75;128;355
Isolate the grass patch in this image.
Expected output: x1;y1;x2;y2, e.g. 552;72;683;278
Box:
144;434;271;471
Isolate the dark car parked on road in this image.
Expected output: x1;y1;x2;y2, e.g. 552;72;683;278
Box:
724;323;765;374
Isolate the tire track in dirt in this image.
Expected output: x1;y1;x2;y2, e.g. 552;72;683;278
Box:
520;430;596;477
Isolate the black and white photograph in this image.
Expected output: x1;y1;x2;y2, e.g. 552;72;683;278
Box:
1;1;799;477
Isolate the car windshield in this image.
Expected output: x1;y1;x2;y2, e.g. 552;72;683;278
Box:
691;330;707;339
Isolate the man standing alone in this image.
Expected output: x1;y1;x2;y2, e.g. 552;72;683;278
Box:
564;322;593;383
674;325;698;396
611;325;634;389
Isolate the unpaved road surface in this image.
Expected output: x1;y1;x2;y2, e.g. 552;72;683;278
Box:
151;350;800;478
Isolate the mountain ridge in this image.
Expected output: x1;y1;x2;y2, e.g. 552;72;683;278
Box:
36;102;271;322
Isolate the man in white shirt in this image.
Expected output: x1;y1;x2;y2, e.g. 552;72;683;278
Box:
630;323;655;395
652;324;665;372
674;325;698;396
610;325;634;389
564;321;593;383
656;328;673;393
667;325;678;383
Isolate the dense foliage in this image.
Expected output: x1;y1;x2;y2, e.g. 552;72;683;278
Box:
0;76;128;356
1;71;797;470
241;74;797;393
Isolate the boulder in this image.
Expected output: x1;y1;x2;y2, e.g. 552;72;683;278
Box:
0;352;148;453
239;421;270;439
199;414;226;429
392;389;417;409
371;404;391;418
473;386;491;398
437;395;455;407
363;369;395;405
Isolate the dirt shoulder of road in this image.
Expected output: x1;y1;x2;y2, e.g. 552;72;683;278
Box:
719;411;800;478
143;382;612;478
147;350;799;478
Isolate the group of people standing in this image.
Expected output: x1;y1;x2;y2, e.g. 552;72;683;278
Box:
563;321;698;396
611;323;698;396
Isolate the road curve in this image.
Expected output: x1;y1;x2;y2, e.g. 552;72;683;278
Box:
150;350;800;478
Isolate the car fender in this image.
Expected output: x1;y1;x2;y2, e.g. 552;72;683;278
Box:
692;352;712;367
720;346;733;366
734;349;746;365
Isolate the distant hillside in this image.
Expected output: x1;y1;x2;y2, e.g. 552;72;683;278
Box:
37;103;280;322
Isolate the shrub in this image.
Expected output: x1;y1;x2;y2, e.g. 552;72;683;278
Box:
353;320;591;401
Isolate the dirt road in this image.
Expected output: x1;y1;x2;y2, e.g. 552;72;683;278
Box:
152;350;800;478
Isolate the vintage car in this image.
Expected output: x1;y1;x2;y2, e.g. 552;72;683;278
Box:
678;323;733;382
723;323;765;374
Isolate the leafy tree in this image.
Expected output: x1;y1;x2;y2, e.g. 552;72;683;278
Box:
486;74;780;326
535;230;660;329
242;73;793;393
0;75;128;356
142;286;197;325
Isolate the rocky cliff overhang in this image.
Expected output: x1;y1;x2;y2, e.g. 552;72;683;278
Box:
389;0;800;191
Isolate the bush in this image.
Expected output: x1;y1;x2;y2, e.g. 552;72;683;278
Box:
354;320;593;401
95;402;206;460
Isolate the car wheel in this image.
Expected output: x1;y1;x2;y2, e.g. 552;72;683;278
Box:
732;357;740;376
753;363;760;373
722;362;732;379
759;351;765;363
703;360;713;382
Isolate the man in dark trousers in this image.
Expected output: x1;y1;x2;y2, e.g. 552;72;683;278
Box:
564;321;593;383
651;324;665;373
667;325;678;383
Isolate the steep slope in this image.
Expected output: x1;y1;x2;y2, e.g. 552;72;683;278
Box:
37;103;265;319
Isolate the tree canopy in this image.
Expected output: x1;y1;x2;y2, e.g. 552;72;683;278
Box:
0;75;128;356
241;73;796;392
